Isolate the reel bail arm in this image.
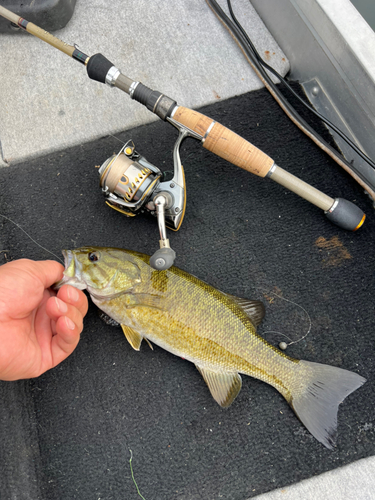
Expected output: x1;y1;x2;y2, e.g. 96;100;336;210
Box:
170;106;366;231
98;124;191;270
147;122;193;270
0;5;366;231
97;55;366;230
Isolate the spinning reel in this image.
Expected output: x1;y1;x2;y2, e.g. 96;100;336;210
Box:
0;5;367;272
98;124;195;270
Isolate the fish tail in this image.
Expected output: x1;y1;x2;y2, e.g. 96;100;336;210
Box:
290;360;366;449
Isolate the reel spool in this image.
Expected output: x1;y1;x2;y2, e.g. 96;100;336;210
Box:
98;138;187;270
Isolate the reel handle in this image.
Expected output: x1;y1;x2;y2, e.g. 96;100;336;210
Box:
0;5;365;231
149;195;176;270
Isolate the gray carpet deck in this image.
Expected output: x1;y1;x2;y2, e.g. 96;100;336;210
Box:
0;85;374;500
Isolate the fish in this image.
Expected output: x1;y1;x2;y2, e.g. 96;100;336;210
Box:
55;246;366;449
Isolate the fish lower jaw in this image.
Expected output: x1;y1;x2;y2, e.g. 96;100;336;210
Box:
59;276;87;291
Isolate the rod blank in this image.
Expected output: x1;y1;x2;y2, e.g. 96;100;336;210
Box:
0;5;366;230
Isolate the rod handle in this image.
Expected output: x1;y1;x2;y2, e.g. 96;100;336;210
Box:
269;166;365;230
269;165;334;210
172;106;274;177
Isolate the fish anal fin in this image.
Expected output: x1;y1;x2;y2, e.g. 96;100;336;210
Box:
196;366;242;408
227;295;265;327
121;324;143;351
145;338;154;351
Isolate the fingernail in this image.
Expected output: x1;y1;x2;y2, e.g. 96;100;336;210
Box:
55;297;68;313
64;316;76;330
67;286;79;302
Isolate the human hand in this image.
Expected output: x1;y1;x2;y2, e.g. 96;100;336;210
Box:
0;258;88;381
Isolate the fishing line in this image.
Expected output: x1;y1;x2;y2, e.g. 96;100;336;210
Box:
0;211;310;351
107;133;127;145
0;213;64;263
261;291;312;350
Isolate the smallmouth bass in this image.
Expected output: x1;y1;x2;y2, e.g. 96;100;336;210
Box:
55;246;366;449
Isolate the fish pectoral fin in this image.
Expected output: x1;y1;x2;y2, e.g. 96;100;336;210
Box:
121;324;143;351
226;295;265;327
132;293;164;310
196;366;242;408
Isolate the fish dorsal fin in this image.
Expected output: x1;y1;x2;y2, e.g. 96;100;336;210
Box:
196;366;242;408
121;324;143;351
226;295;265;327
98;310;119;327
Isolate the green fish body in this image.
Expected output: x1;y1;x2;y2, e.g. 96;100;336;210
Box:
56;247;366;449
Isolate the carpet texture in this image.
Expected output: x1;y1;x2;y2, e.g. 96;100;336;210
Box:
0;85;374;500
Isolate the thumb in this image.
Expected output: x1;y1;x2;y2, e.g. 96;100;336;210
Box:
29;260;65;289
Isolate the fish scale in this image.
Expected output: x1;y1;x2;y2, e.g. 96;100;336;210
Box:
95;264;294;384
55;246;366;449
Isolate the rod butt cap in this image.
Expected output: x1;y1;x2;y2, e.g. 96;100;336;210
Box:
325;198;365;231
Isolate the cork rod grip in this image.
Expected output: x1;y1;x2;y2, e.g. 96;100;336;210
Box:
172;106;274;177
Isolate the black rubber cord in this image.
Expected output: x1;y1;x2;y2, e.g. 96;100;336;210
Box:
226;0;375;172
205;0;375;197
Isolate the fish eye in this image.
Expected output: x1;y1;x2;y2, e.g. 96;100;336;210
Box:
88;252;100;262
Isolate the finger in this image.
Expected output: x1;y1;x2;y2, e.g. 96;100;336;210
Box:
57;285;89;317
3;259;65;290
51;319;57;336
45;296;85;333
34;295;83;375
0;260;63;320
26;260;65;289
50;315;81;368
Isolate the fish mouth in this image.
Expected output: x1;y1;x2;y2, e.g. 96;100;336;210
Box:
53;250;88;291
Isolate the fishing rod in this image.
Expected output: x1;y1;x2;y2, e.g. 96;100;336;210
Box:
0;6;366;270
